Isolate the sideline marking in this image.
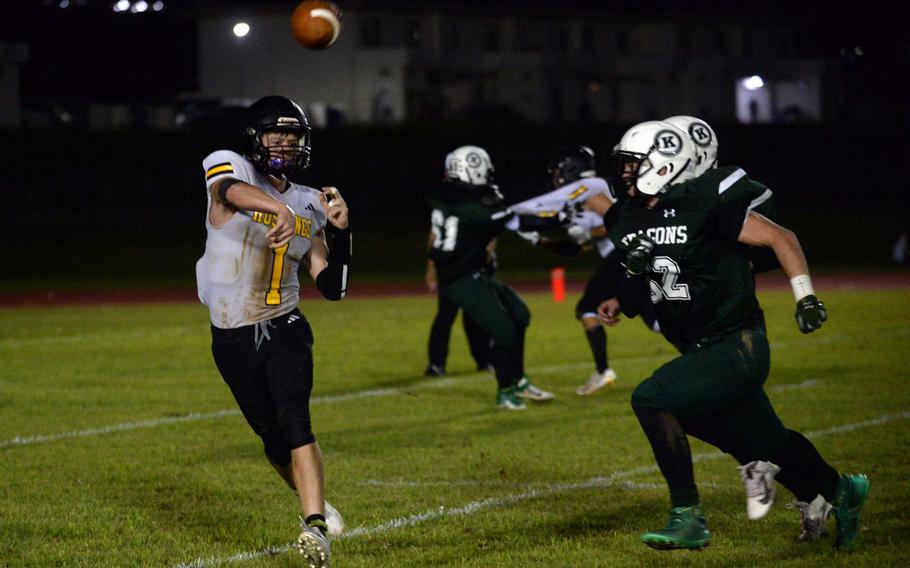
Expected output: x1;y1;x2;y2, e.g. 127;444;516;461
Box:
0;356;829;449
173;410;910;568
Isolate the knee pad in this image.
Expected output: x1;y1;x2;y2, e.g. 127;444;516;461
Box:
282;418;316;450
262;433;292;466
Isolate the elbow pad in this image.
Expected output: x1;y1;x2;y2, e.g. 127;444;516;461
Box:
315;225;351;301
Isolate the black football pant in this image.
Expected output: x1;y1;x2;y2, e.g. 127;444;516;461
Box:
211;308;316;467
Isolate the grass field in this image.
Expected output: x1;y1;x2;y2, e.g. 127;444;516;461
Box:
2;286;909;567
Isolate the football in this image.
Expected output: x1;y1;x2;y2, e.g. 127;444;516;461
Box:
290;0;343;50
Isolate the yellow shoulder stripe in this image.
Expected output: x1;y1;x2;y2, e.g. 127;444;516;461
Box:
568;185;588;200
205;163;234;180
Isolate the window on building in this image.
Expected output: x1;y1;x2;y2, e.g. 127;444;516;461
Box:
582;26;595;54
406;20;420;48
361;17;381;47
551;25;568;53
482;22;499;52
517;23;541;51
442;21;458;51
618;28;630;55
679;28;691;55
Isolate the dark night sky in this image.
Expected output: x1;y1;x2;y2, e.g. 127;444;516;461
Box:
3;0;906;114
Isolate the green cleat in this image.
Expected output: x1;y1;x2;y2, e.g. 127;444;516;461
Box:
496;386;526;410
832;473;870;551
640;505;711;550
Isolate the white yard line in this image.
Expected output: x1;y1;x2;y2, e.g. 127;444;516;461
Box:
0;356;828;450
359;479;717;490
173;410;910;568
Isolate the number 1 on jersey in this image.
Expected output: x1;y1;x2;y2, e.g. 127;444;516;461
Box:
265;243;289;306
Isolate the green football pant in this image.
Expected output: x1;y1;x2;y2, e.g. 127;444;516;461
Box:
633;323;839;501
632;324;787;458
444;273;530;388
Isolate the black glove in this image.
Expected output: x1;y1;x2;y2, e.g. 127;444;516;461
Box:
625;235;655;276
795;295;827;334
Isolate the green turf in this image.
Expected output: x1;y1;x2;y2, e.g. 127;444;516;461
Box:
1;288;909;567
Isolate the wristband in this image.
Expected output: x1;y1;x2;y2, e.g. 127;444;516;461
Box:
790;274;814;302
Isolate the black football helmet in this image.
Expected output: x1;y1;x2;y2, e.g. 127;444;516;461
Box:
547;145;597;189
244;96;312;177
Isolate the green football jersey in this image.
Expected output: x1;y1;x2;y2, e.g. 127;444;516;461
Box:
606;166;770;342
428;183;510;284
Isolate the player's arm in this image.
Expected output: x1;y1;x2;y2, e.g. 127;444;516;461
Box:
211;177;295;248
583;193;614;217
485;238;498;272
738;212;827;333
305;187;351;301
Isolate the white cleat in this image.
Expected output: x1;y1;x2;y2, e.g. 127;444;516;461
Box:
576;368;618;396
515;377;554;401
296;524;331;568
738;460;781;520
325;500;345;537
788;494;833;542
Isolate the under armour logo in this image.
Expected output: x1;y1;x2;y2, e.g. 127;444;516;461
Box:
664;209;676;218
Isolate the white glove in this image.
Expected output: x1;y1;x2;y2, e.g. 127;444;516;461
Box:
516;231;541;246
567;224;591;244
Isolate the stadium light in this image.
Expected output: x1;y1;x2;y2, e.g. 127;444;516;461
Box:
233;22;251;38
743;75;765;91
59;0;70;8
130;0;148;13
152;1;164;11
112;0;130;12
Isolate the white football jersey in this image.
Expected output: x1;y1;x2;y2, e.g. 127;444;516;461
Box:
510;177;616;258
196;150;327;329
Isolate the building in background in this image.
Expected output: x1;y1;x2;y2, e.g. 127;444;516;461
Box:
193;2;829;127
7;1;896;130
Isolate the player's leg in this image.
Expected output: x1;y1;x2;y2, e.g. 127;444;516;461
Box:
445;274;525;408
630;325;774;549
425;291;459;376
264;311;331;564
492;280;554;402
210;319;331;562
712;389;867;548
462;312;492;371
576;255;622;394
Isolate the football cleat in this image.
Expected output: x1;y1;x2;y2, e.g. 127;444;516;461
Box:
738;460;780;520
515;377;554;401
296;523;331;568
325;500;345;537
832;473;870;551
640;505;711;550
423;364;445;377
496;386;527;410
576;368;618;396
787;494;832;542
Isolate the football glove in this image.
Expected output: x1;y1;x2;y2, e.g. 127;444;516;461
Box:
567;224;592;244
515;231;541;246
794;295;827;334
625;235;655;276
